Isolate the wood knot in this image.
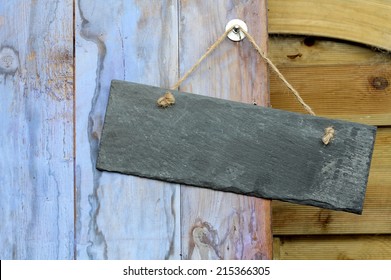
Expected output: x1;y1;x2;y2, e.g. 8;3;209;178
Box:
157;91;175;108
318;210;333;229
0;46;19;74
322;126;335;145
370;76;389;90
286;53;302;59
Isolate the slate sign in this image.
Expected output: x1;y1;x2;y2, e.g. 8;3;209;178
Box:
97;80;377;214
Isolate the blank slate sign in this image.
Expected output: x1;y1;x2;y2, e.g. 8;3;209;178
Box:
97;80;377;214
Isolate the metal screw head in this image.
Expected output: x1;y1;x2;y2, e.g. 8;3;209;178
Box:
225;19;248;42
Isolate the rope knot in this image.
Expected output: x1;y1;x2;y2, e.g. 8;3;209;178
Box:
322;126;335;145
157;91;176;108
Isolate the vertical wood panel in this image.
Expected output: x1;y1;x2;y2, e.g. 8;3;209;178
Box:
75;0;181;259
179;0;272;259
0;0;74;259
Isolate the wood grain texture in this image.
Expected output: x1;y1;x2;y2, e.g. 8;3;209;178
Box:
268;36;391;126
98;81;376;214
270;64;391;126
272;127;391;235
178;0;272;260
268;21;391;260
0;0;74;259
270;36;391;235
269;36;391;67
75;0;180;259
183;190;272;260
268;0;391;51
274;235;391;260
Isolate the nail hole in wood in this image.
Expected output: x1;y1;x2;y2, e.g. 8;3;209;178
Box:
303;37;316;47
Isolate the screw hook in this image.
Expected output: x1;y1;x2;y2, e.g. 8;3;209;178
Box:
225;19;248;42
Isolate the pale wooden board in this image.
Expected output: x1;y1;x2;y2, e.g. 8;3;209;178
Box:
178;0;272;259
75;0;180;259
268;0;391;51
272;127;391;235
268;36;391;126
269;36;391;67
269;36;391;234
274;235;391;260
0;1;74;259
270;64;391;126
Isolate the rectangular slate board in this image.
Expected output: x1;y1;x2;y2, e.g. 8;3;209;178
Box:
97;80;377;214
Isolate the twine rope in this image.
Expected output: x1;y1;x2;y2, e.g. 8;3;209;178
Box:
156;26;334;144
240;28;316;116
170;28;233;91
158;25;315;116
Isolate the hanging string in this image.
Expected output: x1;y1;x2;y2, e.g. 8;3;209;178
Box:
156;26;334;144
240;29;316;116
157;28;233;109
170;28;233;91
157;25;315;116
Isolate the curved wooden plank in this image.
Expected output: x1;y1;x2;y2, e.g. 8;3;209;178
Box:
268;36;391;126
269;37;391;234
0;0;74;259
268;0;391;51
179;0;272;260
75;0;180;259
271;64;391;126
269;36;391;67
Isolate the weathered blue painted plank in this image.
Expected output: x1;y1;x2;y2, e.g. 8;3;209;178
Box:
0;0;74;259
178;0;272;259
0;0;272;260
75;0;181;259
76;0;272;259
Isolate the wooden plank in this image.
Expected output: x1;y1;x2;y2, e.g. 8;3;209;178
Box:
274;235;391;260
268;0;391;51
272;127;391;235
269;36;391;67
270;64;391;126
75;0;180;259
98;81;376;214
269;36;391;126
178;1;272;259
0;0;74;259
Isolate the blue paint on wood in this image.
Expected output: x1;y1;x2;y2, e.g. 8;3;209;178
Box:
0;0;74;259
76;0;181;259
1;0;271;259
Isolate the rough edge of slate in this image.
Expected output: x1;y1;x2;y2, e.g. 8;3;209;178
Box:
97;80;377;214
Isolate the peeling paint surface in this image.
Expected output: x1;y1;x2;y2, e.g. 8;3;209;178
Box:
179;0;272;260
75;0;181;259
0;0;74;259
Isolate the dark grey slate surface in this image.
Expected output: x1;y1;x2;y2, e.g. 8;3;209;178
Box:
97;80;377;214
